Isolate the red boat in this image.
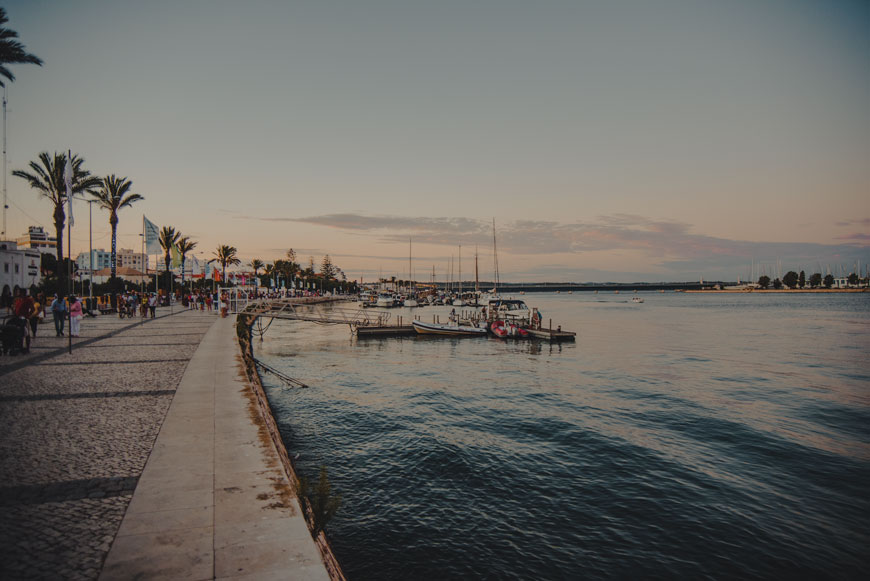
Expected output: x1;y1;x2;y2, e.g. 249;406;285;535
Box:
490;320;529;338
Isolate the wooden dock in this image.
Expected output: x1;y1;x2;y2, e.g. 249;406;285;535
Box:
354;325;416;337
523;327;577;341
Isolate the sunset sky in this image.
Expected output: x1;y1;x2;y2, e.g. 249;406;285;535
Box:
2;0;868;282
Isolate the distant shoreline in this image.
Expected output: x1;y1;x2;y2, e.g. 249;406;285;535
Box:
684;288;868;293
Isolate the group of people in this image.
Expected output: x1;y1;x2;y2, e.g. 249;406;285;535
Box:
184;291;217;311
117;291;159;319
1;288;86;355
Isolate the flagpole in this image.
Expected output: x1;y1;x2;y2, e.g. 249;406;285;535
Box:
67;149;72;355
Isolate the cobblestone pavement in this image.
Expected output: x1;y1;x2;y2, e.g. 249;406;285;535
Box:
0;308;218;579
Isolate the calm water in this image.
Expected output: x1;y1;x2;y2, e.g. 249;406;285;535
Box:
255;293;870;580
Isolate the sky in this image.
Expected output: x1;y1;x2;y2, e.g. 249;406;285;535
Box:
2;0;868;283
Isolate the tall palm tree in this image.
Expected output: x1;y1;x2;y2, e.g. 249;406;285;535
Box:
177;236;197;290
0;8;43;86
158;226;180;276
12;152;100;283
90;175;143;279
250;258;264;283
214;245;241;284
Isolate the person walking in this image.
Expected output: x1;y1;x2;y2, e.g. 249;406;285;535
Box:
12;288;34;353
69;296;83;337
50;294;67;337
30;294;43;339
148;293;157;318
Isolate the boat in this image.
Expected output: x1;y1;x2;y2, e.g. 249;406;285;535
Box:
412;319;487;336
490;320;529;338
486;298;531;323
631;296;644;303
404;296;419;307
376;292;397;308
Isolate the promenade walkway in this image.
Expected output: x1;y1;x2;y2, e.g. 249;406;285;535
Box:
0;307;329;580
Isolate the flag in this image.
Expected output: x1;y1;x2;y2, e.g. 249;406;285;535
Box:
213;268;221;282
171;244;181;268
143;216;161;254
64;156;74;227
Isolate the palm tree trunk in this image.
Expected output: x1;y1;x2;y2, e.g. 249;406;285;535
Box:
110;223;118;279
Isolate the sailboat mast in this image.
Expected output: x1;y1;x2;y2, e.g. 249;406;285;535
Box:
492;218;500;294
459;244;462;296
475;246;479;294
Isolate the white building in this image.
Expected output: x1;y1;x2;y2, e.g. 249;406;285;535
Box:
76;248;148;273
16;226;57;255
1;240;42;296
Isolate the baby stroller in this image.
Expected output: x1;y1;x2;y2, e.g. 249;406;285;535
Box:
0;315;27;356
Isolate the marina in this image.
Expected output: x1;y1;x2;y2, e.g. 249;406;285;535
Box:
241;294;577;342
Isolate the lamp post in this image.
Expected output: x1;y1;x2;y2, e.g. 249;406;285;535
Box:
88;199;94;300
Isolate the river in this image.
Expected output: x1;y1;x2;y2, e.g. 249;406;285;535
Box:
254;292;869;580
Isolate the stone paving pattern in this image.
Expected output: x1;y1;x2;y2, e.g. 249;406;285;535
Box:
0;308;215;579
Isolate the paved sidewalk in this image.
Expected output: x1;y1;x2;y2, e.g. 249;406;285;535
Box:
0;308;329;580
100;315;329;580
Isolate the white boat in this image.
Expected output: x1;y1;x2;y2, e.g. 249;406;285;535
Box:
631;296;644;303
376;292;397;308
486;298;531;324
404;296;419;307
412;319;487;336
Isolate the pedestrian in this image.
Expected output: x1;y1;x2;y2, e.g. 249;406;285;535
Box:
50;294;67;336
69;295;83;337
148;293;157;318
1;286;12;314
30;294;43;338
12;288;34;352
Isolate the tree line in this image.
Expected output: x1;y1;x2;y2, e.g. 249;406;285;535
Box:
756;270;864;290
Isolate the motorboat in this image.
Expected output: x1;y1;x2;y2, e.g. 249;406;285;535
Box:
631;296;644;303
485;298;531;324
376;292;397;308
412;319;487;336
490;320;529;338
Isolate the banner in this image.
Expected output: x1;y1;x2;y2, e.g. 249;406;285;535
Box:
213;268;221;282
143;216;161;254
171;244;181;268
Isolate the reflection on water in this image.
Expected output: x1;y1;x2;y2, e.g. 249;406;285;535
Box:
257;293;870;580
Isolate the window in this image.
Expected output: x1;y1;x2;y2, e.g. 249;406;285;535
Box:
15;264;20;273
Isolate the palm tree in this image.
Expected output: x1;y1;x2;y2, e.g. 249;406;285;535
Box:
177;236;197;290
250;258;264;284
12;152;100;284
214;245;241;284
90;175;143;279
0;8;43;86
158;226;180;277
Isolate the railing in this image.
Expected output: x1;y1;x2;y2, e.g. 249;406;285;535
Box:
241;298;391;327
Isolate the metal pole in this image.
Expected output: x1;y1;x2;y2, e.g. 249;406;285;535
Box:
1;85;6;239
68;150;73;355
88;200;93;300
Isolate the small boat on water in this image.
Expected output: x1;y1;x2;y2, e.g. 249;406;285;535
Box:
631;296;644;303
412;319;487;337
376;292;397;308
490;320;529;338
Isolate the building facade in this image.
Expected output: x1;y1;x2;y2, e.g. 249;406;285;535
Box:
76;248;148;273
16;226;57;255
1;240;42;296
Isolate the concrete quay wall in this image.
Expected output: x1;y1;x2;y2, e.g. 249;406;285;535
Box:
0;307;333;580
